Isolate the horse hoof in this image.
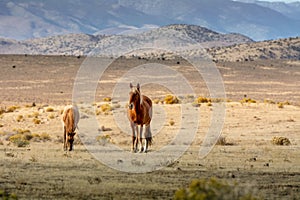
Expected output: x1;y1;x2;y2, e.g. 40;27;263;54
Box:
131;149;137;153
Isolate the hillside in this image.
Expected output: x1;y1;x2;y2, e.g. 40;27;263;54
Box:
0;24;252;56
208;37;300;62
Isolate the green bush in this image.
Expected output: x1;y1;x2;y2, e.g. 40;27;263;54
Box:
174;178;260;200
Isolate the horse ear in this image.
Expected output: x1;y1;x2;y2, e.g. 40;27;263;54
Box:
137;83;140;90
130;83;133;89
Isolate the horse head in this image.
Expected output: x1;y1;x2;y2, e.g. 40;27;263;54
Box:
129;83;141;110
67;132;76;151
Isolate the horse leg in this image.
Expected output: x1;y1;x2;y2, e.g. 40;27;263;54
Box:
134;124;139;152
139;125;144;153
63;126;67;151
131;122;137;152
143;125;151;153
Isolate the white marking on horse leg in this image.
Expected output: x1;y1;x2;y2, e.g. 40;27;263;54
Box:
131;122;136;152
139;125;144;153
134;124;139;152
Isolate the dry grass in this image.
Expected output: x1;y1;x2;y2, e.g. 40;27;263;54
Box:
169;119;175;126
164;95;179;104
33;118;41;124
16;114;24;122
103;97;112;102
6;105;19;113
195;96;211;104
272;136;291;146
45;107;55;112
240;98;257;104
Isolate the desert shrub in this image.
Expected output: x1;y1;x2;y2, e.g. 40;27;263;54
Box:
33;118;41;124
40;133;51;141
164;95;179;104
13;128;31;135
48;113;55;119
16;115;24;122
103;97;112;102
27;112;39;118
264;99;275;104
207;102;212;107
97;134;112;145
240;98;256;103
153;99;160;104
195;96;211;104
0;189;18;199
9;134;29;147
174;178;260;200
272;136;291;146
169;119;175;126
6;106;19;113
277;102;284;108
45;107;55;112
216;136;227;145
100;104;112;113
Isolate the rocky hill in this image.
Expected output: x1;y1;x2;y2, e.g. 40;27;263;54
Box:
207;37;300;62
0;24;252;56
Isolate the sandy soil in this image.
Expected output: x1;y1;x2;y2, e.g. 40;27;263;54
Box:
0;55;299;199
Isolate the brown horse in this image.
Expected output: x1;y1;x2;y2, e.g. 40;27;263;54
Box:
62;105;80;151
127;83;152;153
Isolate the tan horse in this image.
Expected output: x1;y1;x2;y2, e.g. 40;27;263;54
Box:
127;83;152;153
62;105;79;151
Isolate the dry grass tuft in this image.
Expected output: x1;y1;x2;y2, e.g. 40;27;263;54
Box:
240;98;256;103
103;97;112;102
97;134;112;145
6;105;19;113
195;96;211;104
100;104;112;113
272;136;291;146
16;115;24;122
33;118;41;124
45;107;55;112
216;136;234;146
264;99;276;104
164;95;179;104
169;119;175;126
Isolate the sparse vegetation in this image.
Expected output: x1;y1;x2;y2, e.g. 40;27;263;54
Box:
103;97;112;102
15;115;24;122
277;102;284;108
164;95;179;104
100;104;112;112
33;118;41;124
0;189;18;200
169;119;175;126
6;106;19;113
97;134;112;145
272;136;291;146
240;98;256;104
9;134;30;147
195;96;211;104
174;178;260;200
8;129;51;146
45;107;55;112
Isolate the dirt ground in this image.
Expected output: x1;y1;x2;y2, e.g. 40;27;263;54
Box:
0;55;299;199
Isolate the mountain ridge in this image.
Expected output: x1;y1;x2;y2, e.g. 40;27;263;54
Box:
1;0;300;40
